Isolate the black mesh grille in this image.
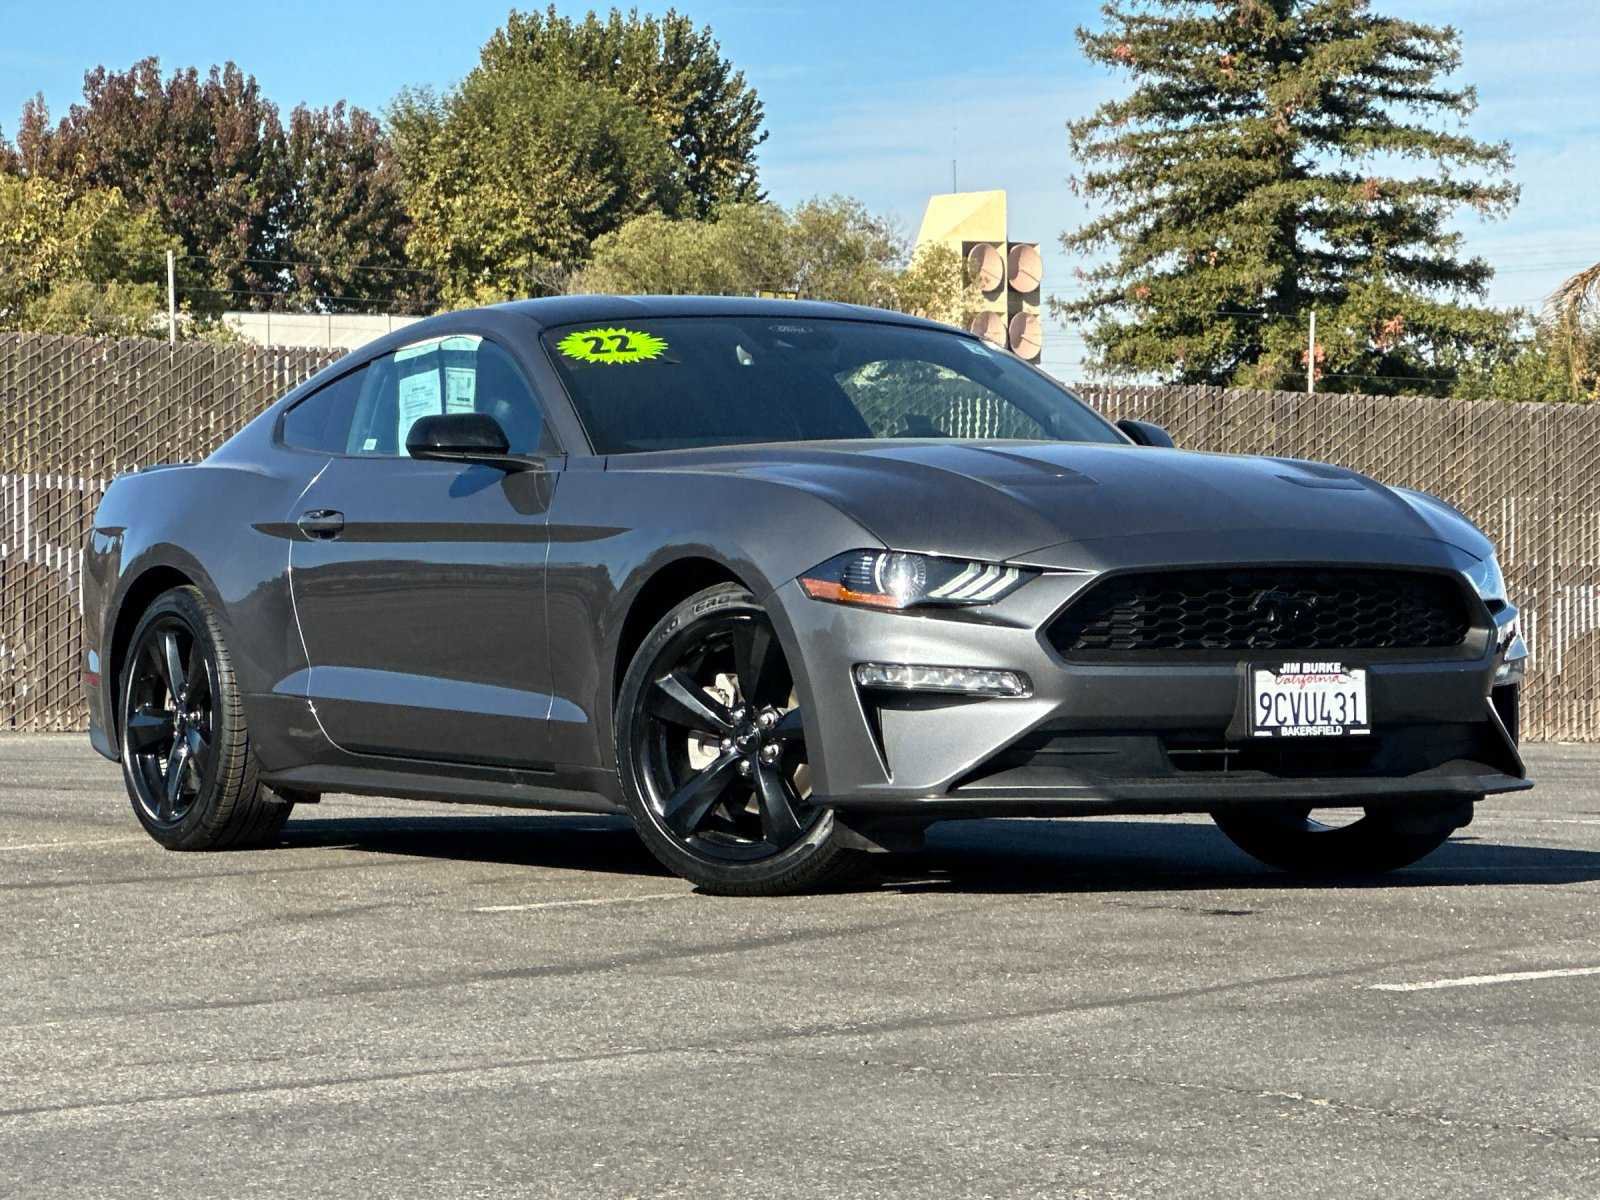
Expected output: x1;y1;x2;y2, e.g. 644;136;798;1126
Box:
1049;568;1472;655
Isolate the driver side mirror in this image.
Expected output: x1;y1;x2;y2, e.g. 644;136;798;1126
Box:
406;412;542;472
1116;418;1175;448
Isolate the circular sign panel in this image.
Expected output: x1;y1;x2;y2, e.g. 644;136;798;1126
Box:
1008;312;1042;360
965;243;1005;293
1007;243;1042;294
969;311;1007;346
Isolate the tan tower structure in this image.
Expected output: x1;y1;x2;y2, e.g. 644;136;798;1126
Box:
915;190;1043;363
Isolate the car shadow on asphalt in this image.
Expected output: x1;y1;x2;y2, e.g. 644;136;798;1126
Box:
880;818;1600;895
272;810;1600;895
276;813;675;879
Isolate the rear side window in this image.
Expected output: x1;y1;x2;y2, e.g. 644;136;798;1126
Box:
345;336;550;456
280;367;366;453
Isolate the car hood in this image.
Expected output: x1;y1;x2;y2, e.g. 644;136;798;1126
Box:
615;441;1492;565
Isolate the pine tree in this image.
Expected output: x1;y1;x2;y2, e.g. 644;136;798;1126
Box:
1057;0;1518;395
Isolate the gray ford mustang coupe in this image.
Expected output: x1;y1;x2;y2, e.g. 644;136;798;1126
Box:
82;296;1530;894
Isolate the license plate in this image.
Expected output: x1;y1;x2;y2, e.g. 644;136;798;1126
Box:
1251;662;1369;738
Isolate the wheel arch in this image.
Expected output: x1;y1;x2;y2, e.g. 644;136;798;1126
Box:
105;563;201;744
610;556;750;707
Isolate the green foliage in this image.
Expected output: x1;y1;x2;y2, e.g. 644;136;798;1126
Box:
394;73;682;307
576;203;791;296
1059;0;1520;395
479;5;765;218
894;243;971;326
577;197;973;321
785;197;905;308
283;102;426;313
1454;312;1600;405
0;174;175;336
4;10;766;323
394;4;766;306
13;59;414;314
16;61;289;312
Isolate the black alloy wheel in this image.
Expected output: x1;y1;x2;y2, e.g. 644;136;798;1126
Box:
617;584;861;894
123;614;215;829
118;586;292;850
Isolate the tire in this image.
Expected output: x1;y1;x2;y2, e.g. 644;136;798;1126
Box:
615;583;863;896
1212;804;1462;875
118;585;292;850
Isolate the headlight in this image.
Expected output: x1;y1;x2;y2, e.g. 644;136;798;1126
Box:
798;550;1032;610
1464;554;1507;606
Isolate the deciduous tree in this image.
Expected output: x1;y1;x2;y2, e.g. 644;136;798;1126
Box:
395;6;767;304
283;102;428;312
15;61;419;314
394;75;681;306
19;60;289;311
479;5;765;217
0;174;176;335
577;197;972;322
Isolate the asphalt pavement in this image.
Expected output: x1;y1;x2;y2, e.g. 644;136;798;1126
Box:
2;735;1598;1199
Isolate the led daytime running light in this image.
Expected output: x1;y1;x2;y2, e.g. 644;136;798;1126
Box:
853;662;1032;697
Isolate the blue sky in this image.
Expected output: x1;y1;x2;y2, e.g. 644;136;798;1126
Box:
2;0;1597;377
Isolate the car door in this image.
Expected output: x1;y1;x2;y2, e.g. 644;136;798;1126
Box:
287;331;561;767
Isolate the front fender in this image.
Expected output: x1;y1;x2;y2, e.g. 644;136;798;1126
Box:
545;464;881;771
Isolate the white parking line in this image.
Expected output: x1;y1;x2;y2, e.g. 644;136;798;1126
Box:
0;837;146;853
472;891;691;913
1368;965;1600;992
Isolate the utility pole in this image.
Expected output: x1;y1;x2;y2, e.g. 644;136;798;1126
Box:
166;250;177;347
1306;309;1317;395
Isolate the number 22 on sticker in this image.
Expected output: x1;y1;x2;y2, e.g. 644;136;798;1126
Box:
556;327;668;365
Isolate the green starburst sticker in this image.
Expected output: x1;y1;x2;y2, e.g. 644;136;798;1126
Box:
555;326;669;365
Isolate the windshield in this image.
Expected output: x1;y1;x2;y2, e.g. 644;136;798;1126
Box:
540;316;1124;454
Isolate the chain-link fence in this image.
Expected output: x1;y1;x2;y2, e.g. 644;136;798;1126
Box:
2;331;1596;739
1;334;340;731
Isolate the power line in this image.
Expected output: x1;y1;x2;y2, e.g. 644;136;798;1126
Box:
176;286;437;315
1319;372;1456;383
178;253;443;280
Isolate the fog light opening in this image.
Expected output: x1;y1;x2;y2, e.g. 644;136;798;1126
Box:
852;662;1032;698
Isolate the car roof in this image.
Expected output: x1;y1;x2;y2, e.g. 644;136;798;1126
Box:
268;295;975;426
490;294;961;333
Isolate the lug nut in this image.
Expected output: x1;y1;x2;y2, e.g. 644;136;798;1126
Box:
756;709;779;730
730;706;748;724
759;743;782;764
736;759;753;776
719;737;735;753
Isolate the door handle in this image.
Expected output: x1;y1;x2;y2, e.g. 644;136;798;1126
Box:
297;509;345;539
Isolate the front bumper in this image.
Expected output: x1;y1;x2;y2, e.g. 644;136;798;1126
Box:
769;536;1529;820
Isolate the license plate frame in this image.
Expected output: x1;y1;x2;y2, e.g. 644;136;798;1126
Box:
1250;661;1370;738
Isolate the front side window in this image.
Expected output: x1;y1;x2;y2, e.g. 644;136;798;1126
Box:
345;336;549;457
540;316;1121;454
